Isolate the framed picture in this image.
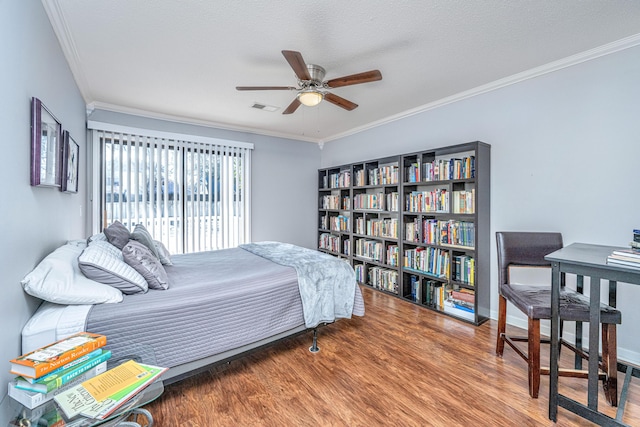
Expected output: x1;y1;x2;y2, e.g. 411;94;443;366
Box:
61;131;79;193
30;97;62;187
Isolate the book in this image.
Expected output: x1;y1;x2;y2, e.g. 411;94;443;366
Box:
606;257;640;270
8;362;107;409
611;249;640;260
10;332;107;379
54;360;167;420
15;350;112;394
19;348;103;384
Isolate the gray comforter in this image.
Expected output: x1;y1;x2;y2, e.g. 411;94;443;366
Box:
86;245;365;370
240;242;361;328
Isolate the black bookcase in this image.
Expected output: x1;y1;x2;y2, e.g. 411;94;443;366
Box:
318;141;490;325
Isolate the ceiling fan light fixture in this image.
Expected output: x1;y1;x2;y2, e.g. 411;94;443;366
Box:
297;89;323;107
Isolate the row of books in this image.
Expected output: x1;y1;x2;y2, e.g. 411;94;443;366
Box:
403;246;450;279
354;164;399;186
355;217;399;239
319;214;350;232
405;189;449;213
356;264;398;295
8;332;167;420
354;239;397;265
353;192;399;211
321;194;350;210
405;156;476;183
326;170;351;188
405;218;475;248
452;255;475;286
451;189;475;214
318;232;341;253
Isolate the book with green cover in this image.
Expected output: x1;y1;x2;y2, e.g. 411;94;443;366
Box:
15;350;111;394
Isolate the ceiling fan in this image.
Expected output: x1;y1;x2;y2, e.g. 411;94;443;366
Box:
236;50;382;114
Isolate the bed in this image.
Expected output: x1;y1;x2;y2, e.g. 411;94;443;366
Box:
20;236;365;384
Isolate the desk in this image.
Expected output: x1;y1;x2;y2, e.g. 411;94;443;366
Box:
546;243;640;426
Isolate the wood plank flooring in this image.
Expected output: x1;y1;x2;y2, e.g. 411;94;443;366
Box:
142;286;640;426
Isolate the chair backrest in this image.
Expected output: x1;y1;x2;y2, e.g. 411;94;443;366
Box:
496;231;563;288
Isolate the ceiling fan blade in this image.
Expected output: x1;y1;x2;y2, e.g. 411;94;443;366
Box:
236;86;297;91
282;50;311;81
326;70;382;88
324;92;358;111
282;98;302;115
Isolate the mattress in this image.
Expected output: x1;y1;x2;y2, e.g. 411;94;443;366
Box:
22;247;364;374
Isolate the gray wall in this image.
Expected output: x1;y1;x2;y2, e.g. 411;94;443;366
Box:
321;44;640;364
87;110;321;250
0;0;87;413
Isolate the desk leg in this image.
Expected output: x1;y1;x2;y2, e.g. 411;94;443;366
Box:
575;275;584;370
588;276;601;411
549;261;561;421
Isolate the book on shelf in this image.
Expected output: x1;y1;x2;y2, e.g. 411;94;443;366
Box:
54;360;167;420
10;332;107;379
8;362;108;409
443;299;475;322
15;350;112;394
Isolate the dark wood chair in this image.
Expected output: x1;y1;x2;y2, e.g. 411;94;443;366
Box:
495;231;621;405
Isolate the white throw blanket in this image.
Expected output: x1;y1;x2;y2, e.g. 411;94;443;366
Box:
240;242;357;328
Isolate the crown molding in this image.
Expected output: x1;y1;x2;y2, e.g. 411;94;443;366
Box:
323;33;640;143
88;101;322;145
41;0;93;102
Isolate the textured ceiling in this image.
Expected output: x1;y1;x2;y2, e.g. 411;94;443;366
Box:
43;0;640;142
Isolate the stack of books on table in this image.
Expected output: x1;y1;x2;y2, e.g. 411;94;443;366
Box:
8;332;111;409
54;359;167;420
607;230;640;269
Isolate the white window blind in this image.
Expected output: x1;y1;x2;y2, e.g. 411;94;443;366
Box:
90;125;252;253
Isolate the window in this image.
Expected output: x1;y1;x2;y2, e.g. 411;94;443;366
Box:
90;125;252;254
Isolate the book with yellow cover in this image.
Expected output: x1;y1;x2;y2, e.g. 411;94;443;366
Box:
54;360;167;420
10;332;107;379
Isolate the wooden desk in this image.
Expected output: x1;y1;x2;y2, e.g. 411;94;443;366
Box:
546;243;640;426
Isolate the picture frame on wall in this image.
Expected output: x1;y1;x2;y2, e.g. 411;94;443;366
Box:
30;97;62;187
61;131;79;193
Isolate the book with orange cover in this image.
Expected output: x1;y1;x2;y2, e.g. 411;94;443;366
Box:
10;332;107;379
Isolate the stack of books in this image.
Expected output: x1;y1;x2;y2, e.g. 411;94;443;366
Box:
54;359;167;420
8;332;111;409
607;230;640;269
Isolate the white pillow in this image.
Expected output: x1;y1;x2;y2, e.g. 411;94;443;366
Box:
78;240;148;294
21;243;123;305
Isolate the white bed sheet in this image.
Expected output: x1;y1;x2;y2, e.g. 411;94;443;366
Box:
21;302;90;354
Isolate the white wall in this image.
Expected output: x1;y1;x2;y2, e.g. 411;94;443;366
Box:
0;0;87;415
87;110;321;249
321;45;640;363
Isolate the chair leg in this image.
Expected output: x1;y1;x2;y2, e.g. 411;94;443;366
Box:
496;295;507;356
602;324;618;407
528;317;541;398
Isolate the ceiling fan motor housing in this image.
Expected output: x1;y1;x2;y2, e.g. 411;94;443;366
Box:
305;64;326;86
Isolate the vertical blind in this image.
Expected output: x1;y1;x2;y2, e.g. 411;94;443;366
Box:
90;126;252;254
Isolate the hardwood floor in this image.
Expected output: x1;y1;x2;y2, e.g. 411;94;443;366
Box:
143;286;640;426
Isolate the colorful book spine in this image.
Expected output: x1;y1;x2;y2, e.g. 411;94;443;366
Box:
10;332;107;379
15;350;112;394
19;348;103;384
7;362;108;409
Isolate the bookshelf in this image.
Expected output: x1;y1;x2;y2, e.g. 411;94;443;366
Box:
318;141;490;325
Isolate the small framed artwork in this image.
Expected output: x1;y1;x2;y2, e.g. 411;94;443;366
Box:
30;97;62;187
61;131;79;193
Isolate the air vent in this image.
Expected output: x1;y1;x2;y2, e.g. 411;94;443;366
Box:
251;103;279;112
